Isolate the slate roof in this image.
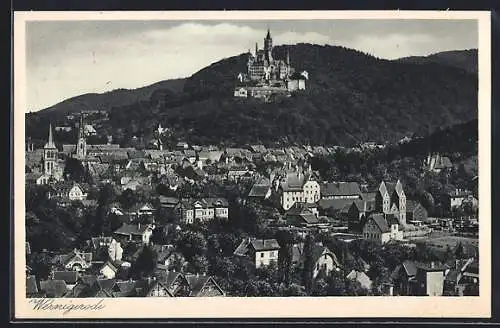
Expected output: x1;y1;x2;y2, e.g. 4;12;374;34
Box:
317;199;355;212
351;200;375;212
39;280;68;297
361;192;377;202
320;182;361;197
159;196;180;206
248;184;271;197
114;223;151;236
368;213;390;233
250;239;281;251
402;260;418;277
281;172;311;192
386;215;400;226
185;274;223;297
53;271;79;284
234;238;281;257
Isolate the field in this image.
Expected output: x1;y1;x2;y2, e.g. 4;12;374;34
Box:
409;232;479;257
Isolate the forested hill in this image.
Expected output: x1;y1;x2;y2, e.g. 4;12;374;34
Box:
397;49;478;74
26;44;478;147
28;78;186;117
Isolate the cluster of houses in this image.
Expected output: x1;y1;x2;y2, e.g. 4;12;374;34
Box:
25;115;479;297
26;236;227;298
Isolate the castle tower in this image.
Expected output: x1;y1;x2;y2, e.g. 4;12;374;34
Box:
264;28;273;64
43;124;58;176
76;113;87;159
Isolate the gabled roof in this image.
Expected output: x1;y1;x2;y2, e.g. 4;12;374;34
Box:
406;200;425;212
311;244;339;266
367;213;390;233
100;261;118;273
320;182;361;197
185;274;224;296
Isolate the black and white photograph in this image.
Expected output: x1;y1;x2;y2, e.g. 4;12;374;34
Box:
14;10;491;319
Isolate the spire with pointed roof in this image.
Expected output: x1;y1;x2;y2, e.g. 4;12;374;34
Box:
265;28;271;40
44;124;56;149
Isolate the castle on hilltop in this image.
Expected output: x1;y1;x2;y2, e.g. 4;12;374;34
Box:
234;29;308;101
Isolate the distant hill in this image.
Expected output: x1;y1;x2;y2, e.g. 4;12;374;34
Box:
397;49;477;74
30;78;186;118
26;45;478;147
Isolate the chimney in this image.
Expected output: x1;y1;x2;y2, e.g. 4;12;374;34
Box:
137;222;141;230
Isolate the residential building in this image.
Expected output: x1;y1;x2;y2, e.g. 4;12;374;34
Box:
99;261;119;279
447;189;478;211
425;153;453;173
113;222;154;244
175;198;229;224
185;274;226;297
52;182;88;201
233;238;281;269
51;249;93;272
414;262;447;296
278;170;320;210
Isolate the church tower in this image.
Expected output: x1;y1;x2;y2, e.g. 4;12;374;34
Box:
76;113;87;159
43;124;58;176
264;28;273;64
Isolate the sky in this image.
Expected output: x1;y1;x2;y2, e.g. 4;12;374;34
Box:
25;19;478;112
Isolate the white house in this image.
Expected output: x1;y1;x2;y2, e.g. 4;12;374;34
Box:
99;261;118;279
278;171;320;210
233;238;281;269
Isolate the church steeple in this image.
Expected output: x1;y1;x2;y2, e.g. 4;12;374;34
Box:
44;123;56;149
43;123;58;177
76;112;87;159
265;28;271;40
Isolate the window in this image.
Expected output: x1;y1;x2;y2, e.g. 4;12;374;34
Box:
316;263;319;270
324;254;327;259
261;252;264;258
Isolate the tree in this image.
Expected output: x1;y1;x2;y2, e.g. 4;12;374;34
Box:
302;234;315;292
28;252;53;280
130;245;157;279
178;231;207;259
189;255;209;274
455;242;465;259
119;189;140;209
63;157;86;182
